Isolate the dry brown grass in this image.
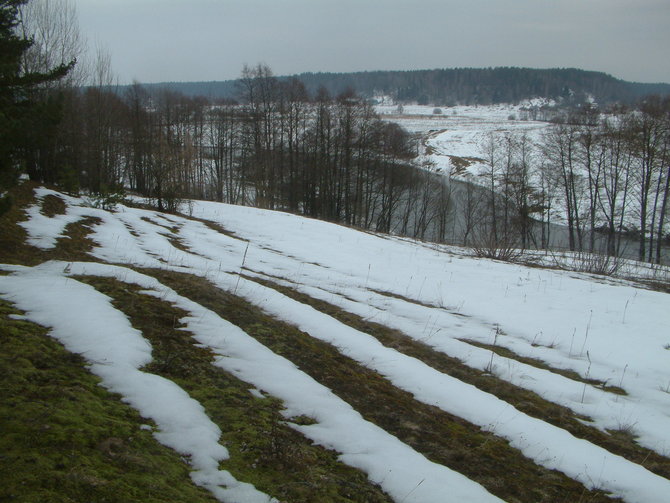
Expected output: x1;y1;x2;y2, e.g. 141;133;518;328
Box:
146;268;623;503
246;273;670;482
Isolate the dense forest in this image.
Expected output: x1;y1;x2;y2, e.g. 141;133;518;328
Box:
135;68;670;107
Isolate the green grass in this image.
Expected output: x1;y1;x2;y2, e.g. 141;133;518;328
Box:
0;183;393;502
74;274;392;503
0;300;220;503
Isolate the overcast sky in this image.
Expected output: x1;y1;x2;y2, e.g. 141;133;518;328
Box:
71;0;670;85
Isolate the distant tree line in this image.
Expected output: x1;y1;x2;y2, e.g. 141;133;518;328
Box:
127;68;670;107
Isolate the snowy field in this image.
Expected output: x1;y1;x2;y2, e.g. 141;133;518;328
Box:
376;103;552;179
2;186;670;502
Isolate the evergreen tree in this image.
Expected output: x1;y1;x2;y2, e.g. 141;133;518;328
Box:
0;0;73;211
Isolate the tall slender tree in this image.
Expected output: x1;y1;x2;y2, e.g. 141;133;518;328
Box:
0;0;73;207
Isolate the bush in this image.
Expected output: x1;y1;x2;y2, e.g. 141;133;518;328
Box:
472;232;522;262
57;164;79;195
88;185;126;211
549;250;621;276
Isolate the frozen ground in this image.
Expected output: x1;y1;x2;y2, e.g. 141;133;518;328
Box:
2;186;670;502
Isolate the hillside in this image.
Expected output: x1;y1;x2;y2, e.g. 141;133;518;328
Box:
132;67;670;105
1;183;670;503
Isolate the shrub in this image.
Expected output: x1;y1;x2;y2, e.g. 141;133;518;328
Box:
472;232;522;262
549;250;622;277
88;185;126;211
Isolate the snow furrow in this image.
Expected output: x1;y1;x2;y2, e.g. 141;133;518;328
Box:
245;268;670;457
15;187;670;503
0;263;276;503
6;261;504;503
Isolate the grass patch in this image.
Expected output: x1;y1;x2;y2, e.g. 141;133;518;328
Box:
140;216;180;234
246;273;670;482
460;339;627;395
146;268;622;503
637;277;670;294
0;299;220;503
190;215;249;243
0;182;44;266
40;194;67;217
50;217;101;262
448;155;475;175
368;288;438;309
0;183;99;266
139;217;197;256
75;275;392;503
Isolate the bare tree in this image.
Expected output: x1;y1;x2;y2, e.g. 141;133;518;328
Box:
19;0;86;87
15;0;83;185
542;124;584;251
458;178;485;246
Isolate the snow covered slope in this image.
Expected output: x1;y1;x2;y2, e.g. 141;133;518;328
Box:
2;186;670;503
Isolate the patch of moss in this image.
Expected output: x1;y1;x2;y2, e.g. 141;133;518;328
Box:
76;275;392;503
0;300;219;503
